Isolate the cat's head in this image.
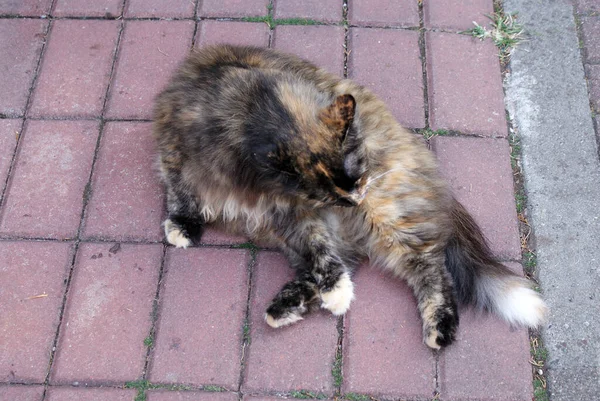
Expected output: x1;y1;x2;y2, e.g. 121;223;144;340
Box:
251;94;368;207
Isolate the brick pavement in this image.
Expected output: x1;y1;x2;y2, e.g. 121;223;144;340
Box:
0;1;533;400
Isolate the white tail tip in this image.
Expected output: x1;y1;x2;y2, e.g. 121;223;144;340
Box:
495;284;548;327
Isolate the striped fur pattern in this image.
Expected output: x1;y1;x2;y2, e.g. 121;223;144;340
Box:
153;45;547;349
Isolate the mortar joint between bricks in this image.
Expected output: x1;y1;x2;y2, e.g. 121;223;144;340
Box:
190;0;201;50
416;0;430;130
342;0;349;79
236;245;258;392
140;244;168;379
41;240;80;399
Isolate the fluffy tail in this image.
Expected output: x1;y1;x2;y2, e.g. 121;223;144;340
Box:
445;199;547;327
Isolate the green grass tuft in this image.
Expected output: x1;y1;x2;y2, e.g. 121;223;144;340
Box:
345;393;371;401
515;193;526;214
419;128;449;140
203;385;225;392
241;15;273;27
332;351;343;388
144;336;153;348
523;251;537;271
274;18;321;26
288;390;327;399
533;378;549;401
125;380;194;399
242;3;323;28
464;12;524;59
233;242;259;251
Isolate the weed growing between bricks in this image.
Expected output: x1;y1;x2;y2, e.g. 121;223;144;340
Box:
238;243;258;392
462;0;524;66
242;3;324;29
124;380;197;401
141;245;167;377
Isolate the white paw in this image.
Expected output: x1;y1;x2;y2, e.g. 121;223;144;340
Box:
265;311;304;328
320;272;355;316
164;219;191;248
424;329;442;350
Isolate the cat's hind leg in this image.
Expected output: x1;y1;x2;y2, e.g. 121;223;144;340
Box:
403;253;459;349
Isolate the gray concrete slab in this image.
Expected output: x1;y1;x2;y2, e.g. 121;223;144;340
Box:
504;0;600;399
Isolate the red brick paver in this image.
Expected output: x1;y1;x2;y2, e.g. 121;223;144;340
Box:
273;25;345;77
243;252;338;394
150;248;250;388
0;120;98;239
427;32;508;136
198;0;268;18
125;0;195;18
0;0;52;16
274;0;342;23
53;0;123;17
45;387;137;401
0;120;19;192
581;16;600;64
106;21;194;120
51;243;162;384
343;265;436;399
349;28;425;128
0;19;47;117
82;122;164;242
424;0;494;31
0;385;44;400
432;136;521;260
348;0;419;27
200;227;247;246
30;20;119;118
0;241;72;382
587;65;600;112
196;21;270;48
576;0;600;14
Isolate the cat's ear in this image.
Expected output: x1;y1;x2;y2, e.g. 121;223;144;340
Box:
320;94;356;141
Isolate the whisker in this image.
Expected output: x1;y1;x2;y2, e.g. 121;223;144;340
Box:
364;167;404;190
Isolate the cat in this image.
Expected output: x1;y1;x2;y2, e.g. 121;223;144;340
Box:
152;44;547;349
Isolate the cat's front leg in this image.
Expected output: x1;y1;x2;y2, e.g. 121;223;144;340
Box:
265;271;320;328
265;219;356;327
163;179;204;248
295;222;355;315
319;271;355;315
404;254;459;349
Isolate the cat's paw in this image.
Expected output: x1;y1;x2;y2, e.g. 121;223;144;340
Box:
265;311;304;328
164;219;192;248
265;301;307;328
423;308;458;350
320;272;355;316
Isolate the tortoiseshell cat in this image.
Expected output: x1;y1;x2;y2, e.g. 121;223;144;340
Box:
153;45;546;349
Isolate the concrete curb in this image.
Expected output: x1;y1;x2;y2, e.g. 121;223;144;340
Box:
504;0;600;399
